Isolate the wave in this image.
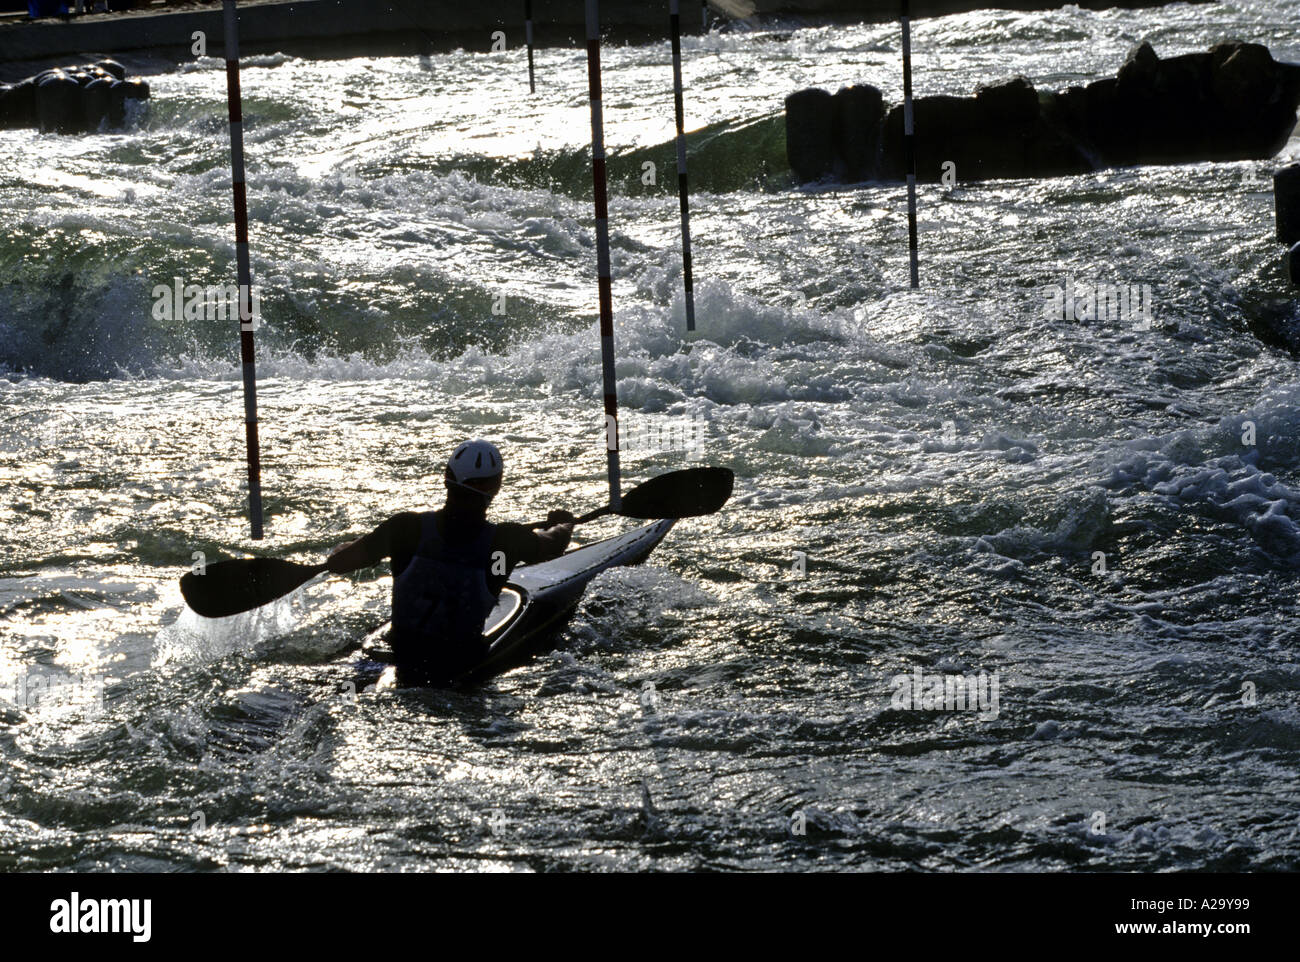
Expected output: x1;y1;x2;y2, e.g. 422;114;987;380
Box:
429;112;789;197
963;383;1300;567
1103;389;1300;564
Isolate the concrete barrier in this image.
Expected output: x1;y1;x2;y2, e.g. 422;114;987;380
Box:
6;59;148;132
784;87;834;183
831;85;883;183
0;78;36;128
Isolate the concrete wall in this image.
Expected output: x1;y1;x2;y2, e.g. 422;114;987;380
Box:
4;0;692;70
0;0;1208;74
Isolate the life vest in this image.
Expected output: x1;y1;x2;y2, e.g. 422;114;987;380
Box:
391;511;497;682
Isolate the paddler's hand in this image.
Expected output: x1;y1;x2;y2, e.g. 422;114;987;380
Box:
327;539;360;574
538;510;575;556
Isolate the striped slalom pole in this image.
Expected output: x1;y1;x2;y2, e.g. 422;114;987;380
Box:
525;0;536;93
583;0;621;509
223;0;265;539
901;0;920;289
669;0;697;331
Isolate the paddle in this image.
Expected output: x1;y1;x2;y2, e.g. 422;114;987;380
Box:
530;466;734;526
180;467;733;619
180;557;327;620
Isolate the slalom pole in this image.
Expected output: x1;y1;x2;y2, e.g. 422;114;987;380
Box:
702;0;708;32
901;0;919;288
222;0;265;539
583;0;621;509
525;0;536;93
669;0;697;331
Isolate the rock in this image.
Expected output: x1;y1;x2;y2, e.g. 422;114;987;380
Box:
1073;77;1122;164
1034;89;1098;173
1117;41;1160;89
1277;164;1300;246
1213;43;1300;159
832;84;883;182
1124;51;1209;164
1049;85;1088;133
1108;43;1212;167
787;40;1300;186
975;76;1038;126
1151;51;1209;98
1026;109;1094;177
1213;42;1276;106
785;87;835;183
881;88;1073;182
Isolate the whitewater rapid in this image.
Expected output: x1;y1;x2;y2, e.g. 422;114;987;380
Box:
1;3;1300;871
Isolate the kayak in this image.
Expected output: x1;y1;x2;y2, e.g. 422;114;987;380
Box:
362;518;676;688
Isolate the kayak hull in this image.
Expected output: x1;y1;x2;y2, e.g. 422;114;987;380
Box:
363;519;675;689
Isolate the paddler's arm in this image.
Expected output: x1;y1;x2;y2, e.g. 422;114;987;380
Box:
500;510;575;565
326;513;417;574
532;510;576;560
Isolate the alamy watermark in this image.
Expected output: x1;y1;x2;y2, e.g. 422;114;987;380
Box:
890;667;1000;720
152;276;262;329
49;893;150;942
3;672;106;716
1042;277;1159;330
620;413;709;459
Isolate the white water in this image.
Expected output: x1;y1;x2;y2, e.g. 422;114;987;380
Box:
1;3;1299;870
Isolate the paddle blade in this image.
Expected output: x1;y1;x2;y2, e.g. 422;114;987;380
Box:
618;467;734;519
180;558;327;618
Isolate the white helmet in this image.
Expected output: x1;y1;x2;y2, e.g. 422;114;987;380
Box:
447;439;503;483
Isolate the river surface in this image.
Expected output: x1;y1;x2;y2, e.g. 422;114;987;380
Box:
2;2;1300;871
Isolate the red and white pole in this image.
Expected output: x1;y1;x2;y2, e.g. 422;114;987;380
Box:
901;0;920;289
223;0;265;539
583;0;620;509
525;0;536;93
669;0;697;331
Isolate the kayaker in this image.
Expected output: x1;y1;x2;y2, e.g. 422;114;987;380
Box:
327;439;575;685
